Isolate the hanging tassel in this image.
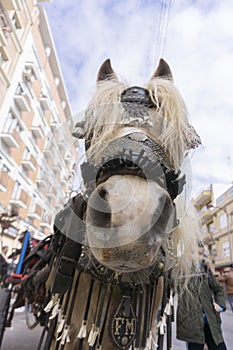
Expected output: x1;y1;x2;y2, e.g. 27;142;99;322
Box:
159;314;166;335
49;303;60;320
149;331;158;349
77;320;87;339
165;301;171;316
56;317;66;335
88;324;95;344
57;307;62;322
88;326;99;347
60;325;70;345
44;296;57;313
164;292;173;316
146;330;158;350
56;322;67;342
169;291;174;306
146;330;152;350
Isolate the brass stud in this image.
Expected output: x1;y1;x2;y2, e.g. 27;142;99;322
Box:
158;262;164;270
121;336;129;345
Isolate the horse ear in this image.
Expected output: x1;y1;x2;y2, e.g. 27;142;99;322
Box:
151;58;173;81
97;59;118;82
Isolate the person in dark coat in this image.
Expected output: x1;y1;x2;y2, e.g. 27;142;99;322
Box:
176;245;227;350
0;246;10;285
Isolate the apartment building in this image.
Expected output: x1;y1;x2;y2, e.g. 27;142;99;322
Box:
193;183;233;268
0;0;77;251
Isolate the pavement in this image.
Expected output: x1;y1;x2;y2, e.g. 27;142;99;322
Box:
1;300;233;349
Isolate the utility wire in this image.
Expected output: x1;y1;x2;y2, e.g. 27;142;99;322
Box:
154;0;172;66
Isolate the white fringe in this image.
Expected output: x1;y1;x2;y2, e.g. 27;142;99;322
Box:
44;298;56;313
157;314;167;335
56;318;65;335
88;327;99;347
88;324;95;344
146;331;152;350
49;303;60;320
77;320;87;339
60;325;70;345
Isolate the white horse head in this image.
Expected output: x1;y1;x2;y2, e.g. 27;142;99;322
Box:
76;58;201;277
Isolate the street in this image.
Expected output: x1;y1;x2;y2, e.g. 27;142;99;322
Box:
1;302;233;349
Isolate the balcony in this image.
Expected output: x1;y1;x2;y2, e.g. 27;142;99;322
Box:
50;121;58;131
10;190;29;209
199;206;213;224
40;222;52;229
36;177;47;189
31;124;44;139
28;204;42;220
194;187;212;208
21;154;37;171
4;227;18;238
0;27;7;46
0;129;20;148
53;165;60;174
39;96;50;110
44;148;53;159
58;141;66;151
14;94;30;112
47;187;57;200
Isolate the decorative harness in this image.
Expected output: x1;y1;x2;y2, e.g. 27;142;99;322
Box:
33;86;184;350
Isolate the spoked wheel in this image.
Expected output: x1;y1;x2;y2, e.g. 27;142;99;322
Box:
25;298;40;330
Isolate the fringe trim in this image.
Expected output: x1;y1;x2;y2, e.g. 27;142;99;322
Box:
56;317;66;335
88;326;99;347
77;320;87;339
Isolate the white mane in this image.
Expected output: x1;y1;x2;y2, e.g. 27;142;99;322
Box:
84;77;200;172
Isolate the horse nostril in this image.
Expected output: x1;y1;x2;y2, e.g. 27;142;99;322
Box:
98;187;108;199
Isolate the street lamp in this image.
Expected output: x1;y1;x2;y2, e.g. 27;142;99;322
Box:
207;204;233;264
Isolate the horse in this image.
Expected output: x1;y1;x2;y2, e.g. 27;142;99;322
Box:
25;58;202;350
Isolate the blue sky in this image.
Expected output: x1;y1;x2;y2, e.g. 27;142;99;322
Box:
43;0;233;196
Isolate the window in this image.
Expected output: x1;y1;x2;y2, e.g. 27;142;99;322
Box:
15;83;25;95
219;214;227;229
11;12;22;30
222;241;230;258
208;222;216;234
23;147;30;160
211;244;217;256
3;111;17;133
29;195;36;212
0;46;9;65
3;110;23;134
228;186;233;198
216;194;225;206
12;180;21;199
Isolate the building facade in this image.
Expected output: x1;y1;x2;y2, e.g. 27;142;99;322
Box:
0;0;77;252
193;184;233;269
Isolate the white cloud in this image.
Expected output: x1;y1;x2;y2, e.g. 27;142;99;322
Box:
44;0;233;195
